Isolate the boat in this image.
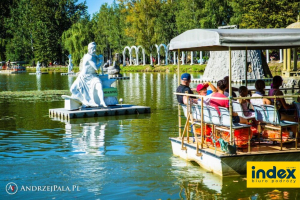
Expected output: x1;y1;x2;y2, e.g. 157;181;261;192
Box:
169;29;300;177
0;61;26;74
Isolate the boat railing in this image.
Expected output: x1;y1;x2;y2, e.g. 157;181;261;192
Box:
175;92;300;154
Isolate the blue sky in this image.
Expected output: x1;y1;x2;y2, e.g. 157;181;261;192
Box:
77;0;115;15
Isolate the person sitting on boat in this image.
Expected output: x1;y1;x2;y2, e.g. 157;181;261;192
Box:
176;73;197;104
6;60;11;69
196;82;217;106
223;76;237;97
293;80;300;103
209;79;247;124
237;86;255;117
250;80;271;106
268;76;295;120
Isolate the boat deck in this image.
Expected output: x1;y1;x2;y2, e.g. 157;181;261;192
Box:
170;137;300;158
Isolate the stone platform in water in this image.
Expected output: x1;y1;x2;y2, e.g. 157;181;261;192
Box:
29;72;49;75
109;75;130;80
51;112;151;124
49;104;150;120
61;72;77;76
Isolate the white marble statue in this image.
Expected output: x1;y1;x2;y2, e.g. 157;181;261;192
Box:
36;61;41;73
67;54;73;73
70;42;107;107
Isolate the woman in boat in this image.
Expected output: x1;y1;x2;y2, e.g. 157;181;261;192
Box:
250;80;271;106
268;76;295;120
209;80;247;124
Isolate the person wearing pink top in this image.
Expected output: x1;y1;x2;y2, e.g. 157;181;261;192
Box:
209;80;247;124
209;80;229;114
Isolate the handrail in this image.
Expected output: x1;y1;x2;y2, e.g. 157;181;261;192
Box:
174;92;300;100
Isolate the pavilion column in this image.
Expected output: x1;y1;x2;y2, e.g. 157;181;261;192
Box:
123;51;126;66
293;48;297;71
165;50;168;65
158;53;160;65
287;49;291;72
143;51;145;65
150;54;153;65
279;49;283;63
129;54;132;66
173;52;176;65
182;52;185;65
283;49;287;71
190;52;194;65
266;50;270;63
200;51;203;64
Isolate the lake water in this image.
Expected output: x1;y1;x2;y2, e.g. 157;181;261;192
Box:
0;72;298;199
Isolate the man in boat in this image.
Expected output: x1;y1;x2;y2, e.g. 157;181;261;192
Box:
176;73;197;104
70;42;107;107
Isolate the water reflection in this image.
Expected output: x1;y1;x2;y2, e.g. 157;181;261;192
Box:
169;156;300;200
36;74;41;91
68;75;74;89
65;122;106;156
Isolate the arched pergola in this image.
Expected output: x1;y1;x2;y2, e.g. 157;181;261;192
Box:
137;46;146;65
131;46;137;65
157;44;168;65
123;46;131;66
166;44;170;65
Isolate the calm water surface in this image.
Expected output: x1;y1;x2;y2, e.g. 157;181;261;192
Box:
0;72;299;199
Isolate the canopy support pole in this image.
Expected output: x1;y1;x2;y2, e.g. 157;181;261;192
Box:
178;49;181;137
245;47;248;86
229;47;233;145
293;48;297;71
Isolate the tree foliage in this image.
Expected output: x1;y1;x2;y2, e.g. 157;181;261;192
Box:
231;0;300;28
3;0;87;64
62;18;94;65
2;0;300;64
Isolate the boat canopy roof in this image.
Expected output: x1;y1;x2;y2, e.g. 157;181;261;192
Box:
169;29;300;51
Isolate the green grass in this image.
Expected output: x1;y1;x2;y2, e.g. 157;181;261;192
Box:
24;61;293;75
0;90;70;102
26;66;80;73
120;64;207;72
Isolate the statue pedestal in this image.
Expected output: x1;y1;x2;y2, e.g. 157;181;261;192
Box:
62;95;81;110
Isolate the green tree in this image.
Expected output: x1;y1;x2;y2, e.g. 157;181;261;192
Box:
5;0;34;62
0;0;16;60
156;0;178;43
5;0;87;64
176;0;202;34
30;0;87;64
62;18;94;65
231;0;300;28
199;0;233;28
123;0;162;54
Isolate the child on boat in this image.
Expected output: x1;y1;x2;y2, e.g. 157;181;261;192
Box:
237;86;255;117
250;80;271;106
196;82;217;106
